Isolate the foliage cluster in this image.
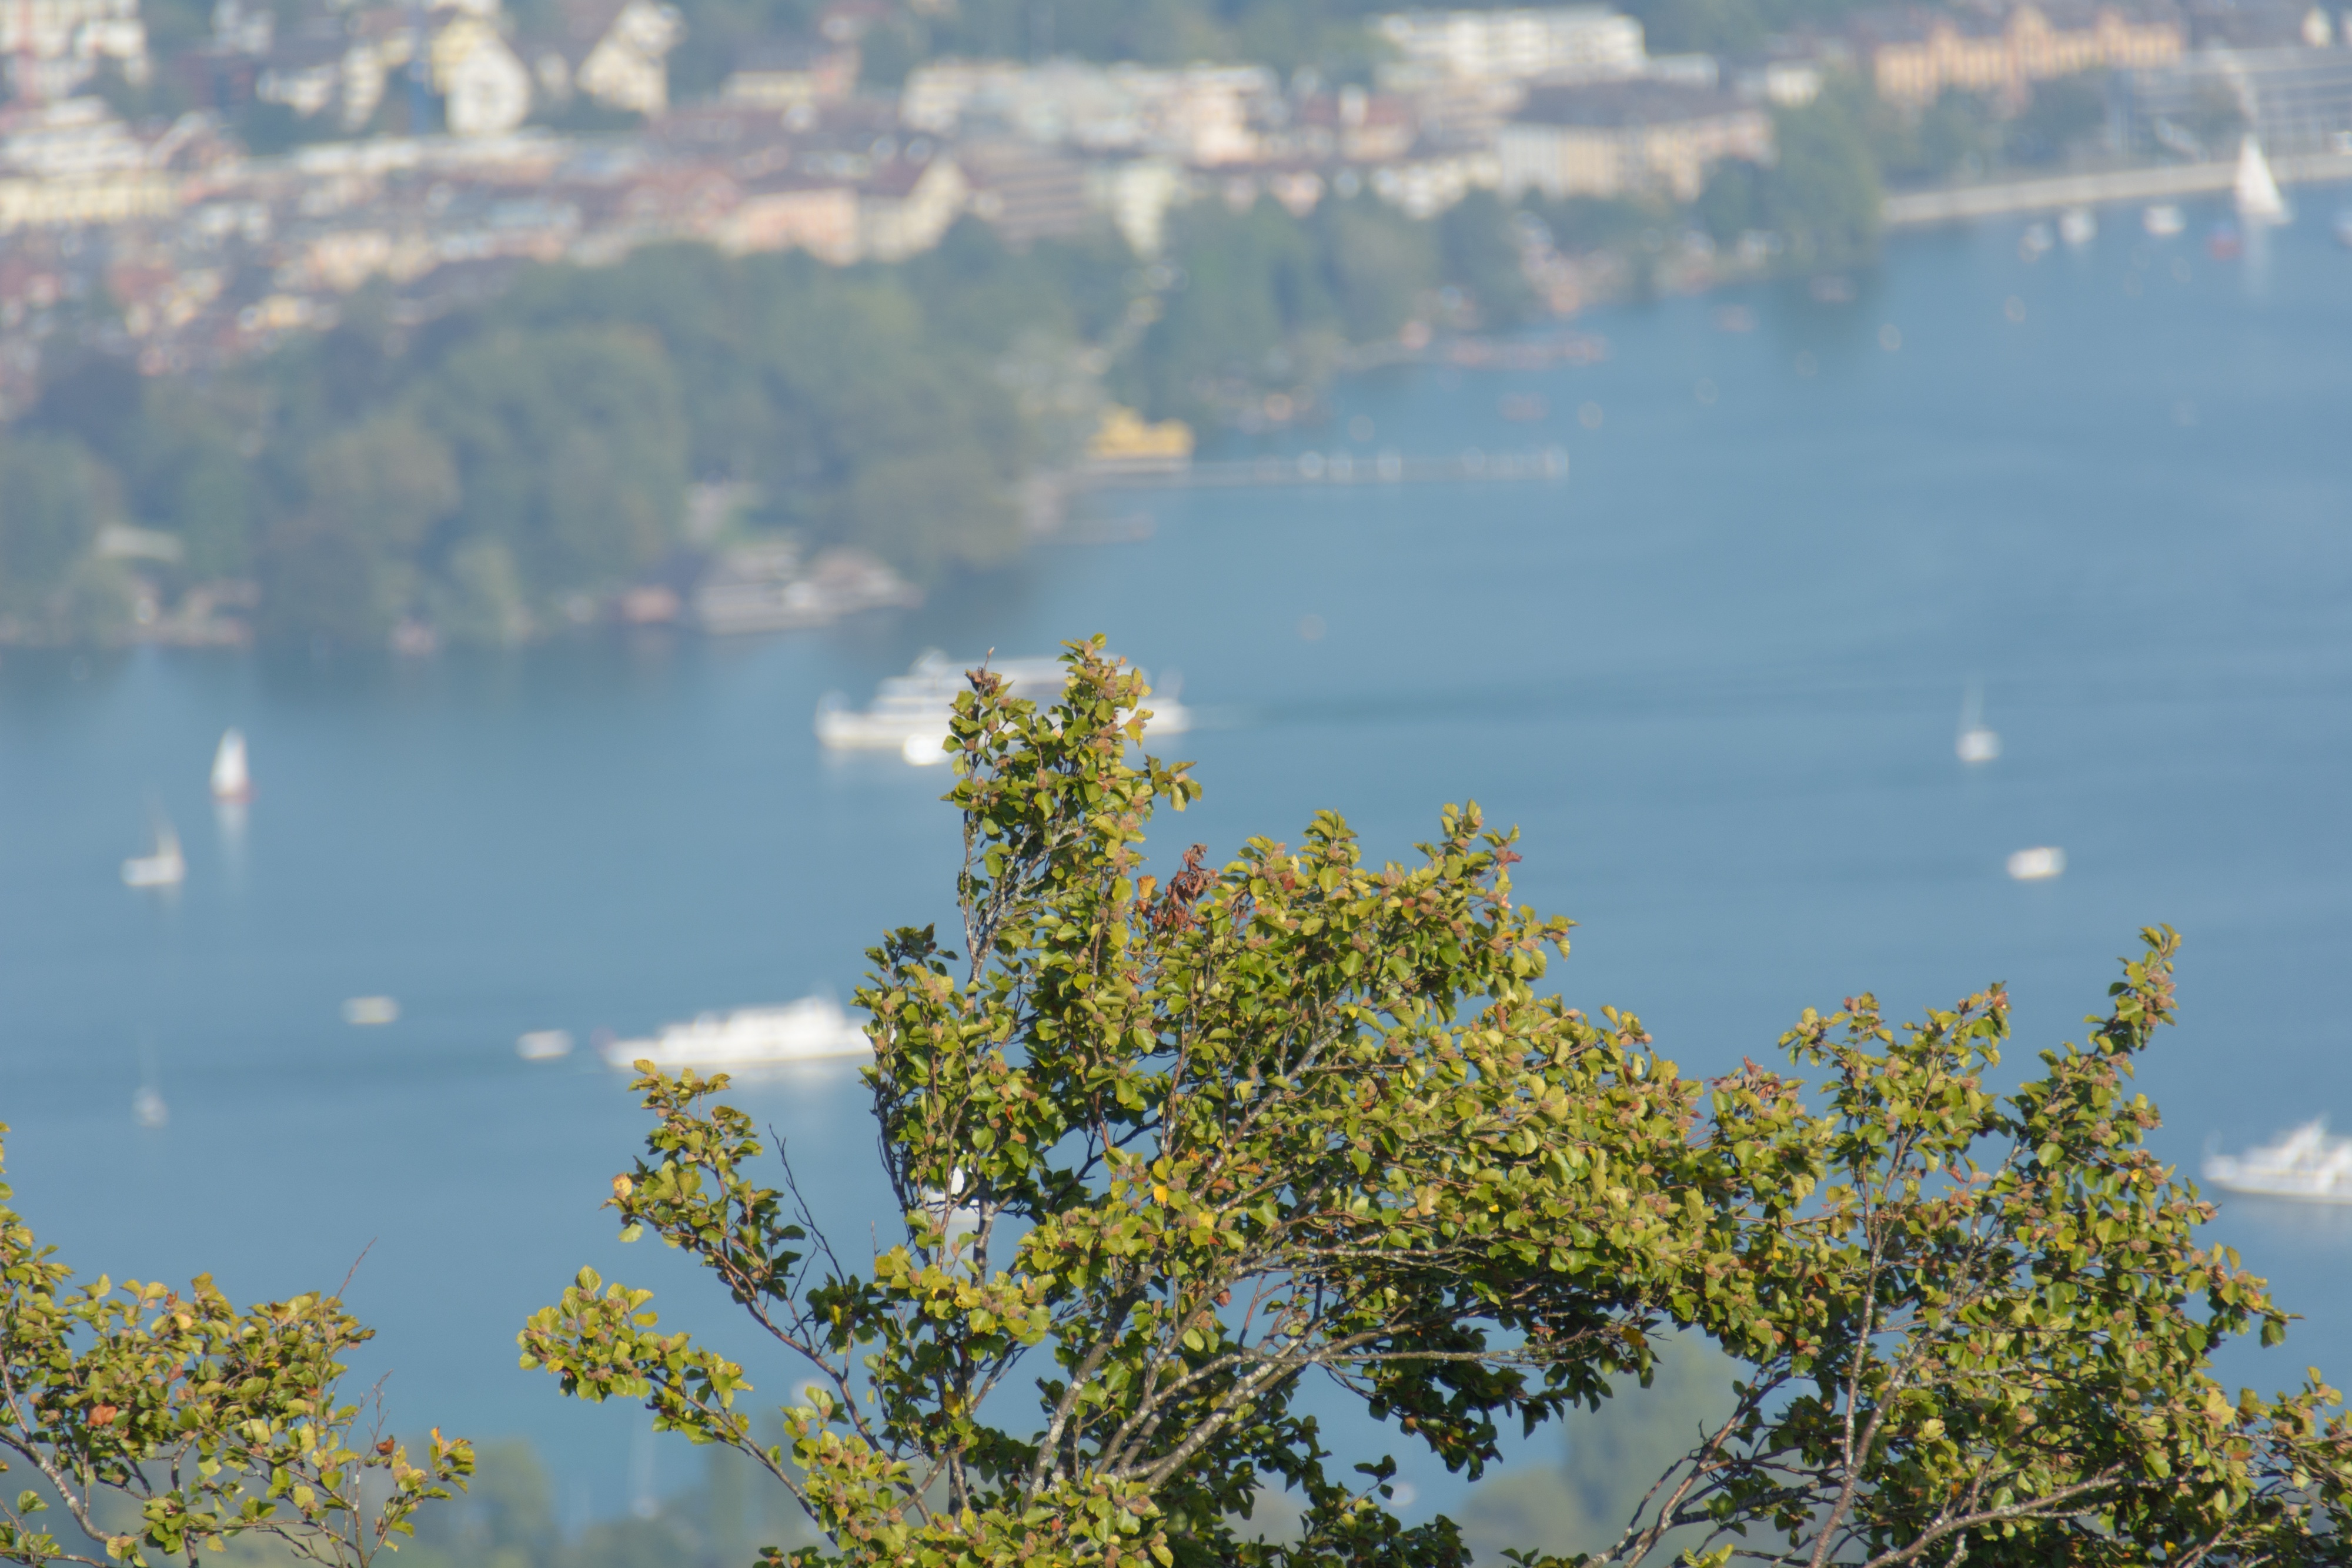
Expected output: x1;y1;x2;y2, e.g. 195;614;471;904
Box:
0;1131;472;1568
1121;189;1536;427
517;641;2352;1568
1692;87;1883;267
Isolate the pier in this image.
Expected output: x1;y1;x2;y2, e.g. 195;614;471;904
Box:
1883;150;2352;226
1083;446;1571;490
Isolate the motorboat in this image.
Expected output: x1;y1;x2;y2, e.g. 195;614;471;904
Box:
132;1084;168;1129
816;651;1192;764
2204;1120;2352;1202
603;995;872;1071
2234;135;2290;225
2006;847;2065;881
517;1029;574;1061
210;729;252;803
2142;203;2185;238
2334;209;2352;248
1956;684;2000;765
2057;206;2096;246
2018;222;2054;260
121;823;186;888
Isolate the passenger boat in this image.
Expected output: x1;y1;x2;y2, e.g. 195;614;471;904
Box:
816;651;1191;764
121;823;186;888
2204;1120;2352;1202
602;995;871;1070
2006;847;2065;881
517;1029;574;1061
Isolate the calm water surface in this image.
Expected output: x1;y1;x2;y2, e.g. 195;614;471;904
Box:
3;196;2349;1523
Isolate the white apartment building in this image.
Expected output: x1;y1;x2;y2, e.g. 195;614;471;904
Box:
1374;7;1645;83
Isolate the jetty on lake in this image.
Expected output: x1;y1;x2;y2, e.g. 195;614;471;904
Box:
1084;446;1571;491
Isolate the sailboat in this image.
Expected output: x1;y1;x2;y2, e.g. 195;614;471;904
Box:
2234;135;2290;225
132;1050;168;1128
210;729;252;802
1956;685;2001;765
121;821;186;888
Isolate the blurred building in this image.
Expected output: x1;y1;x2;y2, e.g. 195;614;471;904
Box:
900;59;1275;165
0;98;198;230
1498;81;1770;198
960;139;1095;245
721;40;858;108
1374;6;1647;82
523;0;683;118
1849;1;2185;106
0;0;149;101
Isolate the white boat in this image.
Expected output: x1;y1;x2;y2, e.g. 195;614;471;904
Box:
121;823;186;888
2142;203;2185;237
815;652;1191;764
132;1084;168;1128
517;1029;574;1061
1956;683;2000;765
2006;847;2065;881
343;996;400;1026
2204;1120;2352;1202
602;995;871;1071
210;729;252;803
2334;209;2352;248
2057;206;2096;246
2234;135;2290;225
2019;222;2054;259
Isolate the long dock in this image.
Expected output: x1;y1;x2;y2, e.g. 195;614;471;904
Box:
1883;151;2352;226
1083;446;1570;490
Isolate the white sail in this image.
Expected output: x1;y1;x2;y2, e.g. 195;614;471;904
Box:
210;729;251;801
1956;683;2000;764
2235;136;2289;224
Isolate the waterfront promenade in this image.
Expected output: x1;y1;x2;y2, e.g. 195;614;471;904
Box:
1884;150;2352;226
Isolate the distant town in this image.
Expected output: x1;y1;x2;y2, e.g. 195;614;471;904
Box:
0;0;2348;650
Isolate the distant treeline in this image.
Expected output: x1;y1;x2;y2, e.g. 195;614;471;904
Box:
0;193;1550;650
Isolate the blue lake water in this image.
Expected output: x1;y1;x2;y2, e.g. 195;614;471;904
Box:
3;193;2350;1529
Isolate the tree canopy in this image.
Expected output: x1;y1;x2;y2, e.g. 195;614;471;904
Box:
0;1131;472;1568
519;640;2352;1567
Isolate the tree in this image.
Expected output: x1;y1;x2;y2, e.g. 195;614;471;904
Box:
523;640;1712;1567
1514;929;2352;1566
523;643;2352;1568
1436;190;1539;329
0;434;130;643
2006;74;2109;167
1765;88;1883;268
0;1129;470;1568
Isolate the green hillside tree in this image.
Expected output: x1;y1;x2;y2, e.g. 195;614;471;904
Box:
521;642;2348;1568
